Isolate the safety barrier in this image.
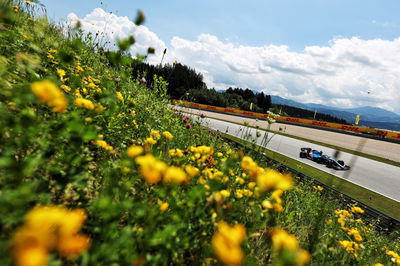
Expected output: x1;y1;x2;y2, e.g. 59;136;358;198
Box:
173;100;400;141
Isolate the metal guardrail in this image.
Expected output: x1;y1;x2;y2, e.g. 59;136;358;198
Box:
222;135;400;232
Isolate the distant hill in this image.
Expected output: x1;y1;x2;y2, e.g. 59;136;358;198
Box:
271;96;400;131
270;96;311;110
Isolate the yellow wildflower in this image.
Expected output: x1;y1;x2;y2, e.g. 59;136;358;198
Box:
92;140;114;152
386;250;400;264
235;190;243;199
60;85;71;93
248;182;256;189
58;234;90;257
57;69;66;82
73;89;81;98
262;200;273;209
162;131;174;140
127;145;144;158
87;82;97;89
47;54;55;60
241;156;257;171
219;190;231;197
163;166;187;184
347;228;363;242
15;245;48;266
184;165;200;178
74;98;95;110
150;130;161;139
269;228;310;265
25;0;32;5
273;204;283;212
94;104;105;113
75;65;84;72
168;149;184;157
313;185;323;191
31;80;68;113
145;137;157;145
135;154;167;184
116;91;124;102
157;199;169;211
335;209;351;218
337;217;345;227
271;229;298;251
351;206;365;214
338;240;359;252
212;221;246;266
257;169;292;192
235;177;245;185
296;250;311;266
11;206;89;266
190;145;213;154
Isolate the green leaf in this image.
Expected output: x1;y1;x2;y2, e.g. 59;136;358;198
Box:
134;10;145;25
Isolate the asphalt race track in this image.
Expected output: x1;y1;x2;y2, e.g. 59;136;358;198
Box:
174;106;400;163
179;109;400;202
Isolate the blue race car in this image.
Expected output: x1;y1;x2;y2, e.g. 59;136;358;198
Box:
299;147;351;170
325;157;351;170
299;148;329;164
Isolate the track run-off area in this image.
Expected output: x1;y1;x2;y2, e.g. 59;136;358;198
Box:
174;106;400;203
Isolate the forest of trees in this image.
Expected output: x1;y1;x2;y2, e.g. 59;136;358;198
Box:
131;62;205;98
131;61;347;123
131;62;271;112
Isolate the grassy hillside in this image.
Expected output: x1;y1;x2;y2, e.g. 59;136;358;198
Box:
0;1;399;265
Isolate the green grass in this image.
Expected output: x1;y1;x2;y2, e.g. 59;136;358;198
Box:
222;133;400;221
185;110;400;167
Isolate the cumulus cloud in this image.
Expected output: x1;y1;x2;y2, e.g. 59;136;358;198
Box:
170;35;400;114
66;8;166;64
65;8;400;114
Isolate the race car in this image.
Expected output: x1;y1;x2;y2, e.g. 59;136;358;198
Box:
325;158;351;170
299;148;329;164
299;147;351;170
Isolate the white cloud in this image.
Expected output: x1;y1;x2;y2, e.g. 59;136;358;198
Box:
169;35;400;114
66;8;166;64
65;8;400;114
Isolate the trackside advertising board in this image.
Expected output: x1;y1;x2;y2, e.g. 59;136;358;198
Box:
173;100;400;141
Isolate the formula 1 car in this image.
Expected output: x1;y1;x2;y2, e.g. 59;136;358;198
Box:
299;148;329;164
299;147;350;170
325;158;351;170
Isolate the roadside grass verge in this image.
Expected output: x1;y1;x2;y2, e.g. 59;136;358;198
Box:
222;133;400;221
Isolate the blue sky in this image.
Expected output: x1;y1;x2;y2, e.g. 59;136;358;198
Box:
39;0;400;114
41;0;400;50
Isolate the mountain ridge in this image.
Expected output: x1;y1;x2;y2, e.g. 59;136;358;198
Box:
271;96;400;131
